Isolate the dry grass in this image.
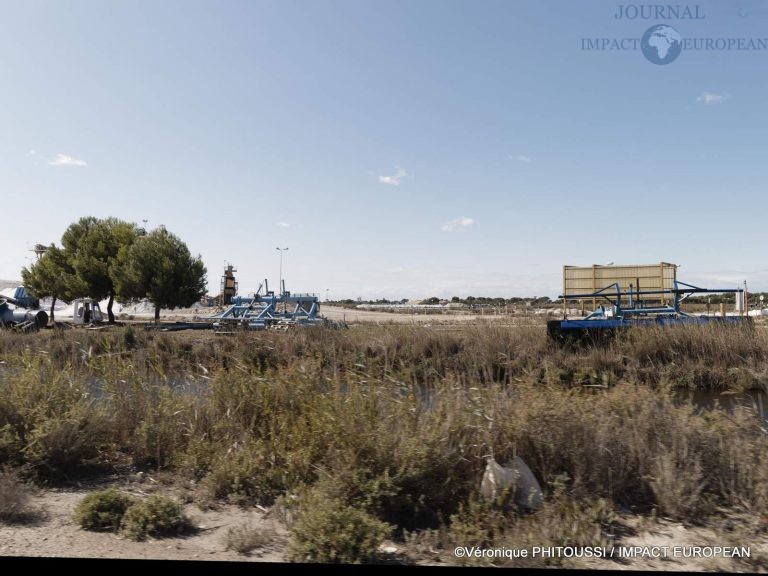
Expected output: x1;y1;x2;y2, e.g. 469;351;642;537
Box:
0;467;37;523
223;522;276;555
0;323;767;557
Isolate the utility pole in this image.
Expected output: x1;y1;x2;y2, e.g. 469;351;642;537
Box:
30;243;48;260
276;247;289;295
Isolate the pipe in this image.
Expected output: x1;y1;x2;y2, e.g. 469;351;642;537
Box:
0;302;48;329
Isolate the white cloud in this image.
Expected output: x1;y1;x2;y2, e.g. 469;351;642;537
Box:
49;154;87;166
697;92;728;105
277;222;290;228
441;217;474;232
384;266;406;273
27;149;36;156
378;166;407;186
514;154;532;164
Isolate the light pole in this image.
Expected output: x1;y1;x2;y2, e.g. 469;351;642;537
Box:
276;247;289;295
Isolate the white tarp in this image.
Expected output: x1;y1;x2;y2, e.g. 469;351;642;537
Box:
480;456;543;510
0;287;18;299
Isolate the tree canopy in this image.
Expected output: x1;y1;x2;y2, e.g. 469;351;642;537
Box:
113;226;207;321
22;218;205;324
21;245;82;323
61;217;140;322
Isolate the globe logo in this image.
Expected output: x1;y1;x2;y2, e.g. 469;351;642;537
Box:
641;24;682;65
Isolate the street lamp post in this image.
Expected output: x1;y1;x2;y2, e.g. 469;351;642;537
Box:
276;247;289;295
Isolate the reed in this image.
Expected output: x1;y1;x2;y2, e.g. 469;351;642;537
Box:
1;323;766;560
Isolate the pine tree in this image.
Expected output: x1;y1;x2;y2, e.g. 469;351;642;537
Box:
113;226;207;321
61;217;140;323
21;245;82;323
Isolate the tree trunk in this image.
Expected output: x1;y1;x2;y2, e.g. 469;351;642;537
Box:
107;293;115;323
154;305;160;322
50;296;56;325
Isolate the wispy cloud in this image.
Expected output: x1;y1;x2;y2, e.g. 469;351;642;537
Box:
512;154;532;164
378;166;407;186
697;92;729;105
27;149;36;157
384;266;406;273
441;217;474;232
49;154;87;166
276;222;290;228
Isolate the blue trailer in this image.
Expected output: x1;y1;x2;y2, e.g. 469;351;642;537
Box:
206;278;331;331
548;279;752;343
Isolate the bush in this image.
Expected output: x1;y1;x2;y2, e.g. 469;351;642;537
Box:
288;489;392;564
0;424;23;466
498;481;617;568
73;488;135;531
443;476;617;567
120;494;193;541
201;443;285;506
0;468;35;523
650;451;709;520
448;496;511;547
23;416;102;481
123;325;138;349
223;522;274;555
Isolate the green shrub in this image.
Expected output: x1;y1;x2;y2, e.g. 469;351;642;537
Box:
448;496;512;546
123;325;138;349
0;424;23;466
288;489;392;564
120;494;193;541
199;437;293;507
74;488;135;531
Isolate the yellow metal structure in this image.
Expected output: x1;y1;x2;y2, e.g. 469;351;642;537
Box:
563;262;678;308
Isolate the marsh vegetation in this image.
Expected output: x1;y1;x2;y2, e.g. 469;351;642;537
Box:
1;323;766;564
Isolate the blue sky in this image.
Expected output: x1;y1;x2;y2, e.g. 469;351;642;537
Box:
1;0;767;299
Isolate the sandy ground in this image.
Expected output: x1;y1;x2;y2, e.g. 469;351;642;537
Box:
3;480;766;571
569;514;767;573
320;306;519;324
105;304;550;326
0;483;288;562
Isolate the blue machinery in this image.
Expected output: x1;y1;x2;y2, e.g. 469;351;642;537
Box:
207;279;327;330
548;279;751;342
0;287;48;332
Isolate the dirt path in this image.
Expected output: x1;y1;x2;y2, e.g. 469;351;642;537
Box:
319;305;547;325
